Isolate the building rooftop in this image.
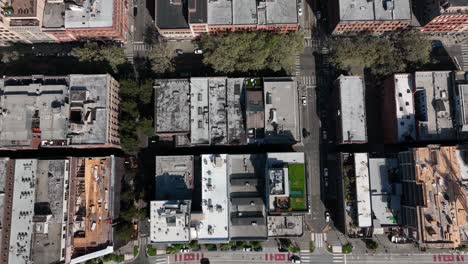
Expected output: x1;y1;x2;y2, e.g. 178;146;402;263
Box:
267;215;303;237
207;0;232;25
6;0;37;17
189;0;207;24
67;74;111;145
150;200;191;243
72;157;113;254
371;195;400;226
368;158;398;195
156;0;189;29
208;78;228;145
0;77;69;148
338;0;411;21
64;0;113;28
233;0;257;25
32;159;68;264
155;79;190;134
264;78;300;144
190;78;210;145
155;156;194;201
43;3;66;28
265;0;298;24
226;78;245;145
337;75;367;143
354;153;371;228
198;154;229;242
456;83;468;133
246;89;265;132
227;154;267;240
8;159;37;264
393;74;416;142
414;71;455;141
412;146;467;248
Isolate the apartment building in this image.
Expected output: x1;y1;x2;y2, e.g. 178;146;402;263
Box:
382;74;416;143
0;156;119;264
150;152;305;244
417;0;468;33
399;146;468;248
154;77;301;146
0;0;54;44
333;75;367;144
329;0;412;34
0;74;120;149
155;0;298;39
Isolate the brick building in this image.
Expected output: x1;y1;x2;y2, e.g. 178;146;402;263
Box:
329;0;412;34
155;0;298;39
418;1;468;33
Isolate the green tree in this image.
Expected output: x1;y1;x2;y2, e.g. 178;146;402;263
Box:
100;46;127;72
121;136;139;155
200;31;304;74
147;245;157;256
148;44;175;74
139;80;154;104
396;31;432;67
120;79;139;99
342;243;353;254
71;42;101;62
120;100;139;120
364;239;378;250
138;118;154;136
71;42;127;72
1;51;20;63
115;222;134;242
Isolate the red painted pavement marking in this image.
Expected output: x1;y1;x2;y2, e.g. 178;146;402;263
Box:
433;254;465;262
201;253;204;259
184;253;195;261
275;254;286;261
265;253;268;261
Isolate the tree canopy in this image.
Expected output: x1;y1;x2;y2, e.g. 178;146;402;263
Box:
200;31;304;74
71;42;127;72
329;31;432;76
148;44;175;74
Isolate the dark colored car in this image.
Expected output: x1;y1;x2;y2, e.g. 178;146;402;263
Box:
201;258;210;264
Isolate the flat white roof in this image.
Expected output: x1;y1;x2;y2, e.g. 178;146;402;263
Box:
9;159;37;264
150;200;190;243
267;152;305;164
65;0;114;28
354;153;372;228
199;154;229;241
393;74;416;142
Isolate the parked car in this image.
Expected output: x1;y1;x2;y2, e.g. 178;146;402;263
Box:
176;49;184;55
302;128;310;138
316;11;322;20
194;49;203;54
298;7;303;16
200;258;210;264
325;211;330;223
243;246;252;252
301;96;307;106
290;255;301;263
322;130;327;140
180;247;190;253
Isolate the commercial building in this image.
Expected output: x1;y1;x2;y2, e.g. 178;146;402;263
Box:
150;200;191;244
354;153;372;228
399;146;468;248
329;0;412;34
0;74;120;149
417;0;468;33
334;75;367;144
382;74;416;143
0;156;119;264
154;156;194;201
154;77;301;146
414;71;456;141
154;0;298;39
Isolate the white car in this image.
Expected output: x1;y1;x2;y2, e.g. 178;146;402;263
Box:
322;130;327;140
243;246;252;252
194;49;203;54
301;96;307;106
323;168;328;177
298;7;302;16
325;211;330;223
290;256;301;263
180;248;190;253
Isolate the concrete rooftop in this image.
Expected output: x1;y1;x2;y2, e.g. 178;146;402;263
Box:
65;0;114;28
155;156;194;201
155;79;190;134
150;200;191;243
339;0;411;21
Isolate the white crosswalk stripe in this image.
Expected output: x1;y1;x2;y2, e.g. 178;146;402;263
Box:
462;43;468;71
312;232;326;248
133;42;153;52
295;55;301;76
154;255;167;263
332;254;345;263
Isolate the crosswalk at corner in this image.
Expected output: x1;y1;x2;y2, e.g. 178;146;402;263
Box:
154;255;167;264
332;254;345;263
295;55;301;76
462;43;468;71
133;42;153;52
299;75;316;87
299;249;310;263
311;232;326;248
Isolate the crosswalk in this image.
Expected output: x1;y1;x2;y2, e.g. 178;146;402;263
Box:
332;254;345;263
461;43;468;71
300;249;310;263
304;37;319;49
133;42;152;52
299;75;316;87
295;55;301;76
311;232;327;248
154;255;167;264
